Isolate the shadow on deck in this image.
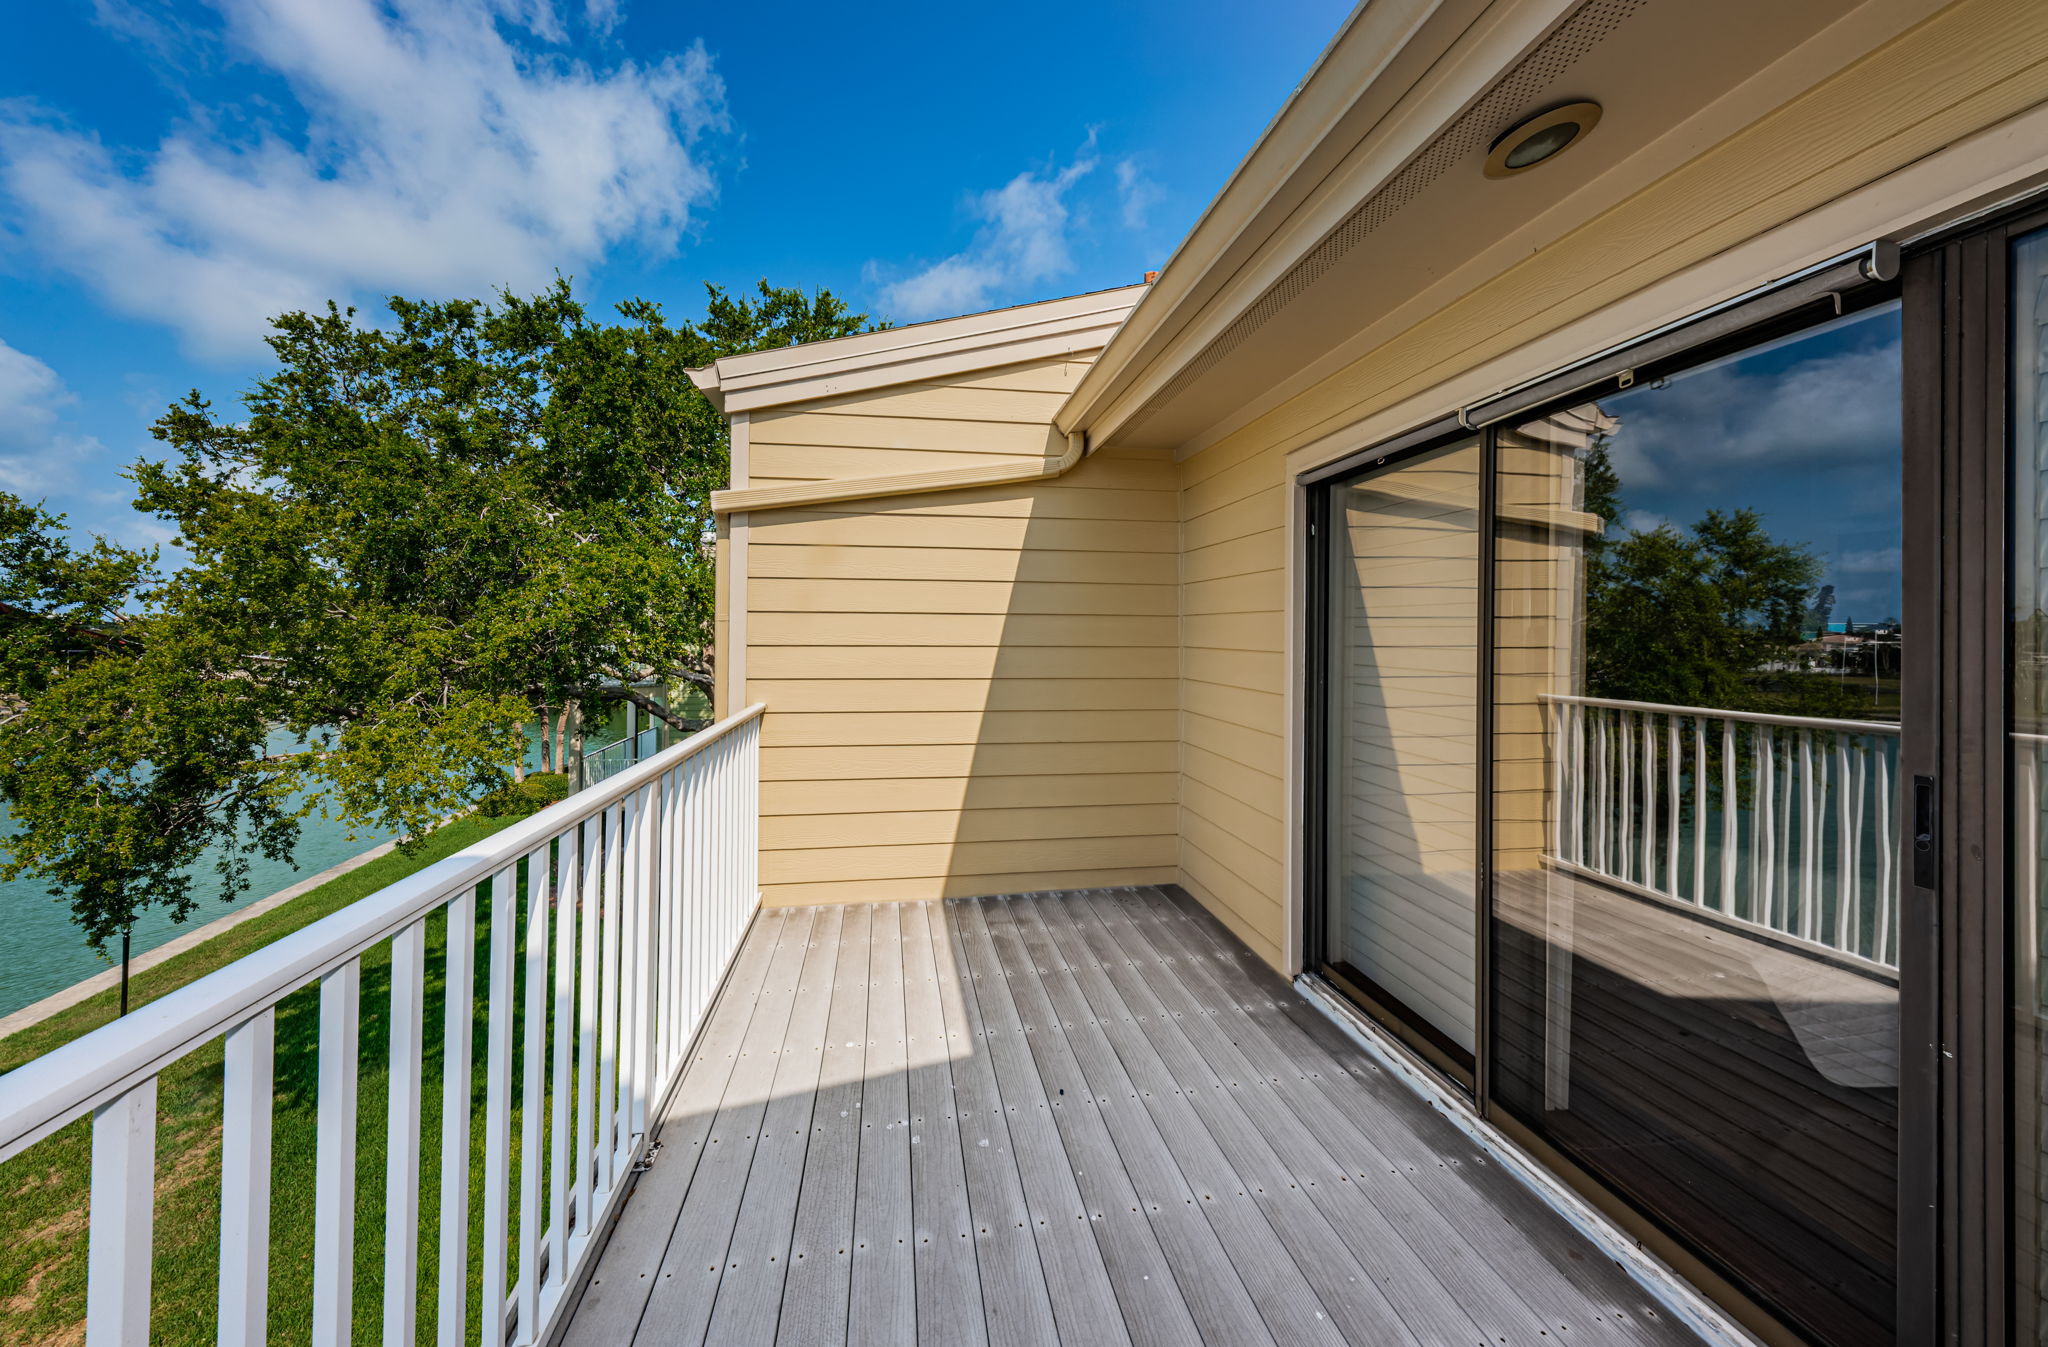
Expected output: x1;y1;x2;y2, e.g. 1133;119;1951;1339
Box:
556;886;1703;1347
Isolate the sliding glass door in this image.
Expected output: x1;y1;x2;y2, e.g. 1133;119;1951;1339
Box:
1304;196;2048;1344
1311;438;1482;1080
1488;302;1906;1347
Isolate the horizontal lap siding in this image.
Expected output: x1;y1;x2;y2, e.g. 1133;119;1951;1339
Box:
745;355;1177;905
1177;437;1290;967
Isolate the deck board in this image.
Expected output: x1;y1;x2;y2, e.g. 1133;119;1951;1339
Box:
562;888;1712;1346
777;904;872;1347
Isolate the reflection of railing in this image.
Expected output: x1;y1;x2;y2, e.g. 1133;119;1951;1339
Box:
1541;694;1900;969
580;726;662;790
0;705;765;1347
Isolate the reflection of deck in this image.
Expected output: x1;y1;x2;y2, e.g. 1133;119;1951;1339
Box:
560;887;1703;1346
1494;868;1896;1347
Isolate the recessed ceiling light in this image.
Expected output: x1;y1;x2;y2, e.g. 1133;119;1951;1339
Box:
1484;101;1603;179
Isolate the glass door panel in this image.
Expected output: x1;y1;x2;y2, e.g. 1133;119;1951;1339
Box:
1490;304;1904;1347
2012;223;2048;1344
1319;437;1481;1072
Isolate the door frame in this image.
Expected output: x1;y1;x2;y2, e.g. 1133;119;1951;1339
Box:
1901;193;2048;1346
1302;429;1487;1092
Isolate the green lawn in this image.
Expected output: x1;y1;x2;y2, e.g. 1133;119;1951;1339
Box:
0;811;579;1347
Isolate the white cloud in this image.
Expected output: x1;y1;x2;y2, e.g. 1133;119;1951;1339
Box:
0;338;109;500
1601;328;1902;493
2;0;726;359
876;139;1100;321
1115;158;1162;232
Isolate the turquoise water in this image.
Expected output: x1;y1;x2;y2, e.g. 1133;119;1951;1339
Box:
0;804;401;1019
0;687;705;1019
0;726;411;1018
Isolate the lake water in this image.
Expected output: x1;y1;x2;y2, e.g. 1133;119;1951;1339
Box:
0;689;705;1019
0;803;401;1019
0;725;411;1018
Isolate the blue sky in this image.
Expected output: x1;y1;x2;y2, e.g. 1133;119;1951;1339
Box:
0;0;1349;551
1592;303;1904;622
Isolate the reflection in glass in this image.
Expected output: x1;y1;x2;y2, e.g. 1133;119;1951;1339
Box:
1322;438;1480;1066
1491;304;1902;1347
2011;225;2048;1345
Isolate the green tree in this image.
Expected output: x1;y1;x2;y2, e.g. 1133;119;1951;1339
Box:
0;278;879;954
0;495;154;704
1580;442;1846;715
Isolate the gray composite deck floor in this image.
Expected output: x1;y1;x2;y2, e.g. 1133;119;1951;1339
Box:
558;886;1706;1347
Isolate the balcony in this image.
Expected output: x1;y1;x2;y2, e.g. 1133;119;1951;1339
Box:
0;703;1741;1347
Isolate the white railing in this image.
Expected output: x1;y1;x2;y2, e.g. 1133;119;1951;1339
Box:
1541;693;1899;970
0;703;765;1347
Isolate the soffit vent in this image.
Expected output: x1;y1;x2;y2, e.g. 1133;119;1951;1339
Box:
1147;0;1644;415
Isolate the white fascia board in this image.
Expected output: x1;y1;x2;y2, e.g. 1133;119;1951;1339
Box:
690;286;1144;415
1057;0;1576;444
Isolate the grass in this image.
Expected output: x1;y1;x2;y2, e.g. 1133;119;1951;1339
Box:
0;811;582;1347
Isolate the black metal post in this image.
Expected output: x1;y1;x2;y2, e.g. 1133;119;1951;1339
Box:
119;926;131;1017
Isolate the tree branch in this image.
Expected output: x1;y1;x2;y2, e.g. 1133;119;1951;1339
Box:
603;683;697;731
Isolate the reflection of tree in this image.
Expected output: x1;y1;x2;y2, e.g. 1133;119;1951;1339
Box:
1582;439;1867;720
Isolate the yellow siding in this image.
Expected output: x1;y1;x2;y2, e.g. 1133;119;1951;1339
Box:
743;352;1178;905
747;354;1091;485
1172;0;2048;967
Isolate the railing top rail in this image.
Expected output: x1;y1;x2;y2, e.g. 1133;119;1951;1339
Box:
1539;692;1900;736
0;703;766;1163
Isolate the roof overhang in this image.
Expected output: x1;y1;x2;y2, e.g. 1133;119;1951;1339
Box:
687;285;1145;416
1059;0;1942;456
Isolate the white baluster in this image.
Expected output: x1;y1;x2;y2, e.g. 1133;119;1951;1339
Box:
480;867;517;1347
87;1078;156;1347
1619;710;1634;883
600;802;624;1189
384;918;427;1347
1876;748;1895;965
518;846;550;1342
438;890;475;1347
1665;714;1680;900
1720;718;1737;914
1640;710;1656;889
1850;745;1869;959
1691;717;1707;906
1592;709;1608;873
574;816;600;1256
613;795;637;1179
1755;726;1775;929
1799;730;1818;942
312;961;360;1347
1833;740;1854;954
636;782;658;1137
219;1011;274;1347
1570;703;1586;865
549;829;578;1299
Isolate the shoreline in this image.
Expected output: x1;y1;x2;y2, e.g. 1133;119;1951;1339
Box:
0;834;405;1041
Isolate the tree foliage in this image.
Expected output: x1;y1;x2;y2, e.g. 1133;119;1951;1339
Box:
0;278;878;949
1579;441;1851;716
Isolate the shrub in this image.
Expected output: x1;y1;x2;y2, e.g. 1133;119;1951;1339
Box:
476;771;570;818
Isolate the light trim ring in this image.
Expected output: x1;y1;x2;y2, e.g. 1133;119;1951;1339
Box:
1484;101;1603;179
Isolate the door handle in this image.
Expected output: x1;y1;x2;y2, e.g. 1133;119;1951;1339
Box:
1912;774;1938;890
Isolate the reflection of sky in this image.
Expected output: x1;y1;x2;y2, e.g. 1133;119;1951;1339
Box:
1595;303;1902;622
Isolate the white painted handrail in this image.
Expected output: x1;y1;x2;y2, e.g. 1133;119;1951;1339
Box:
2;704;765;1347
1540;693;1899;971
